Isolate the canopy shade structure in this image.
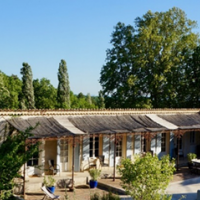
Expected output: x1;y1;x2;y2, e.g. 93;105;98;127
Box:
68;115;169;134
158;113;200;130
1;111;200;139
130;115;168;132
5;116;74;139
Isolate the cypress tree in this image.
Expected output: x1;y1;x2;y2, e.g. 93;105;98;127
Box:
98;90;105;109
57;59;70;108
20;62;35;109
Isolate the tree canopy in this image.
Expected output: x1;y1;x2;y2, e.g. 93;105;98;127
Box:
0;62;102;109
20;62;35;109
33;78;57;109
118;153;175;200
0;125;39;199
100;7;200;108
57;59;71;109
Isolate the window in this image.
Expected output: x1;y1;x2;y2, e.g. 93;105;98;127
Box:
161;133;166;152
116;140;122;157
190;131;195;144
60;140;68;163
89;136;99;157
143;138;147;152
27;148;39;166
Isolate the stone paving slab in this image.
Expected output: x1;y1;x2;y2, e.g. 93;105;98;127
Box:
22;166;200;200
26;186;110;200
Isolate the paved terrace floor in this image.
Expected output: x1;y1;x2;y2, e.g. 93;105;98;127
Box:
20;165;200;200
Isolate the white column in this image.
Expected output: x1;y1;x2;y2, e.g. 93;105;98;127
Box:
103;136;109;164
151;137;156;154
57;139;61;172
81;137;89;171
169;132;175;158
126;135;132;159
109;137;114;167
134;135;141;154
156;133;162;158
39;139;45;176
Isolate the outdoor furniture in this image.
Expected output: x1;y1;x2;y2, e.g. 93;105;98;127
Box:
88;157;97;169
48;160;60;176
98;155;108;168
191;159;200;174
88;157;101;169
41;186;60;199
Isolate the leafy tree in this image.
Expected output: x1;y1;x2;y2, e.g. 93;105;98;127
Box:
3;75;22;109
33;78;57;109
118;153;175;200
0;125;39;199
183;46;200;108
20;62;35;109
57;59;70;109
134;7;198;108
70;91;80;109
86;93;92;106
0;72;10;109
100;22;143;108
70;92;98;109
100;7;199;108
77;92;84;99
85;93;97;108
97;91;105;109
0;73;22;109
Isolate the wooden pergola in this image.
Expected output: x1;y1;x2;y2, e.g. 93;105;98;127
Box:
1;109;200;196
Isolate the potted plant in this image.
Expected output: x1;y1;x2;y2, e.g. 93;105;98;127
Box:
88;169;101;188
43;175;56;193
187;153;197;169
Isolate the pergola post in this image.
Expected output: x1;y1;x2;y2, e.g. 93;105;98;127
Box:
71;136;75;190
177;136;180;171
23;162;26;198
113;133;116;182
23;139;28;199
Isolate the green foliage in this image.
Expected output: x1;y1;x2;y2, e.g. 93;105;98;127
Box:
4;75;22;109
118;153;175;200
90;192;120;200
0;72;22;109
57;59;70;109
0;72;10;108
70;92;98;109
97;91;105;109
33;78;57;109
183;46;200;108
100;7;200;108
0;124;39;199
43;176;56;187
20;62;35;109
89;169;101;181
187;153;197;163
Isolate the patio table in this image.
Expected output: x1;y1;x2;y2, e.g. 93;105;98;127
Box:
191;159;200;174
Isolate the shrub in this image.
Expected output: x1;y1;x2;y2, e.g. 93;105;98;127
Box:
118;153;175;200
187;153;197;163
88;169;101;181
90;192;120;200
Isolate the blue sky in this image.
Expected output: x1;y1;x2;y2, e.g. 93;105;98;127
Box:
1;1;200;95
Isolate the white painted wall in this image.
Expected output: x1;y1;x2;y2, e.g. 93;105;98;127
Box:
74;144;80;171
57;140;61;172
126;135;132;159
103;136;109;164
81;137;89;171
134;135;141;154
157;133;163;158
109;137;114;167
151;136;156;155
